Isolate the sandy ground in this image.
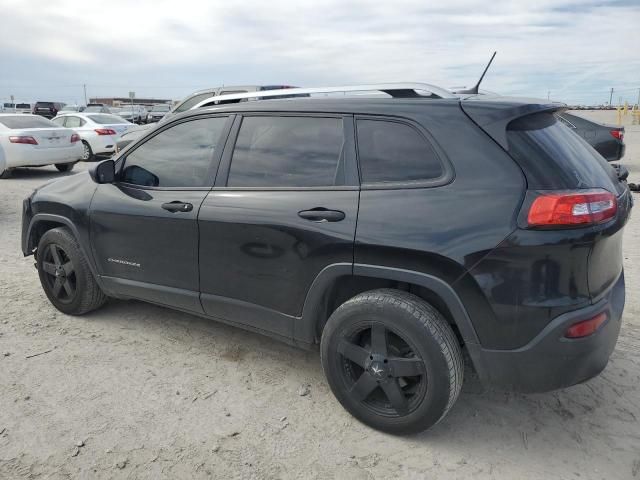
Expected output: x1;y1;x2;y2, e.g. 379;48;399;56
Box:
0;110;639;479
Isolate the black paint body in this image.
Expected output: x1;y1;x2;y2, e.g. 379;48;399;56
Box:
22;96;631;392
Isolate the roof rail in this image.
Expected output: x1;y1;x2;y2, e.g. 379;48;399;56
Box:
190;83;455;110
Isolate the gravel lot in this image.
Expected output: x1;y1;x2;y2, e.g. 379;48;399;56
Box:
1;110;639;479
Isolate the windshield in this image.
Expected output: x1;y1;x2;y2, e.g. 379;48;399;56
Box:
151;105;170;112
88;114;129;124
0;116;57;129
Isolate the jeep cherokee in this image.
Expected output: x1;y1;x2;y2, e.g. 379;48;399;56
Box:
21;84;631;434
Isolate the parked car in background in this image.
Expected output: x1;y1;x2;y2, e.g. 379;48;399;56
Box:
164;85;300;123
33;102;65;119
118;105;147;124
557;112;625;161
115;124;152;151
84;104;112;114
2;102;15;112
146;104;171;123
52;113;133;161
58;105;84;114
15;103;32;114
0;114;81;178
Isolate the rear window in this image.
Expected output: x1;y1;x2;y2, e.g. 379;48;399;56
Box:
35;102;54;108
507;113;621;193
356;119;443;184
0;116;57;129
151;105;170;112
88;114;127;124
16;103;30;109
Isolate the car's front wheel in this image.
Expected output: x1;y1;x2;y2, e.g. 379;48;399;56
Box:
321;289;463;435
55;163;75;172
37;227;107;315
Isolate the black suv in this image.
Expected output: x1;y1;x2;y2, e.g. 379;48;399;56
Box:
33;101;65;119
21;87;631;434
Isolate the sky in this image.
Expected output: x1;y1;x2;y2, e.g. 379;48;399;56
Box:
1;0;638;106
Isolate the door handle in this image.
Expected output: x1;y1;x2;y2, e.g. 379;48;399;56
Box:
298;208;345;222
162;201;193;213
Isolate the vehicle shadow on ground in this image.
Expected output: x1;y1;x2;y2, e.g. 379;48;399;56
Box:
5;166;79;181
83;297;637;456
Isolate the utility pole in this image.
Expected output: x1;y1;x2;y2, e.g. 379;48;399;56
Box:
547;90;550;100
636;87;639;108
609;87;614;107
83;84;87;105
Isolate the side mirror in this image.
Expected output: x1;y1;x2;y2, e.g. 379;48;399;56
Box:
89;159;116;184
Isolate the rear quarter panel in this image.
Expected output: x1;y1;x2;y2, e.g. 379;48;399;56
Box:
354;103;526;345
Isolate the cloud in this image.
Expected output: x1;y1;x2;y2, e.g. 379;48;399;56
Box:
0;0;638;104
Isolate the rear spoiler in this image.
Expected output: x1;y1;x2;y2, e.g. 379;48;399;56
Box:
460;98;567;150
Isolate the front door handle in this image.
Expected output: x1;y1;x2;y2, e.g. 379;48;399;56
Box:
298;208;345;222
162;201;193;213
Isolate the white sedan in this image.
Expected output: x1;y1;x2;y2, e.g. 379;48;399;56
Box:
0;114;82;179
52;113;133;161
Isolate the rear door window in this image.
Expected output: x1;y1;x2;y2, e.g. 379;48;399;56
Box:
227;116;344;188
507;113;622;194
356;119;444;184
64;116;84;128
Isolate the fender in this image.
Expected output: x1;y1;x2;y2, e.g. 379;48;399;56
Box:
297;262;489;381
24;213;108;293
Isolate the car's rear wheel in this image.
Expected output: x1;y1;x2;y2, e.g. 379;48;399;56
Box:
37;227;107;315
81;141;93;161
55;163;75;172
321;289;463;435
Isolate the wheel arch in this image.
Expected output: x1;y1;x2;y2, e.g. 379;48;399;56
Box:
24;214;105;291
298;263;481;347
297;263;487;381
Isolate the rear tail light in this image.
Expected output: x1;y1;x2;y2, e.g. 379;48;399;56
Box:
95;128;116;136
565;312;607;338
610;130;623;141
9;136;38;145
527;189;617;227
70;133;80;143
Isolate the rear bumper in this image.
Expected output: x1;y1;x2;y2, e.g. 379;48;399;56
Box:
468;271;625;392
5;143;83;168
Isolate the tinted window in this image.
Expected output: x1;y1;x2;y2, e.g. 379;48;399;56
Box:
507;113;621;193
227;116;344;187
356;119;443;183
16;103;30;109
88;114;128;124
0;116;57;129
121;116;228;188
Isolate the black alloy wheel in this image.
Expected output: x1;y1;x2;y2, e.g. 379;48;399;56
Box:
337;323;427;417
40;243;77;304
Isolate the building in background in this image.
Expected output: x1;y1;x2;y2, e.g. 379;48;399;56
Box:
89;97;173;107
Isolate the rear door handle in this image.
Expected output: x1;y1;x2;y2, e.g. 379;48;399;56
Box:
162;201;193;213
298;208;345;222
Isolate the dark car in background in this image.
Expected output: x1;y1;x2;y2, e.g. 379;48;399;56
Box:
33;101;65;119
557;112;625;161
22;85;632;434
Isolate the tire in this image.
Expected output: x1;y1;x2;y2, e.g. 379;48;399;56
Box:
55;162;75;172
36;227;107;315
81;141;94;161
320;289;463;435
